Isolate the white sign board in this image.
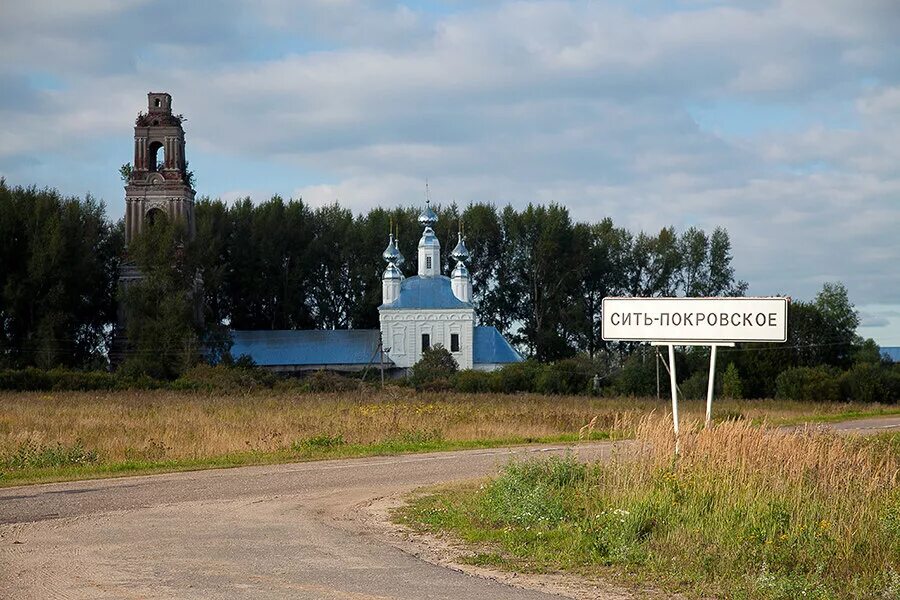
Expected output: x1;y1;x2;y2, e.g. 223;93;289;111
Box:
601;297;788;343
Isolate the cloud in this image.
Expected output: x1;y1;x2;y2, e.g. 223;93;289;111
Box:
0;0;898;326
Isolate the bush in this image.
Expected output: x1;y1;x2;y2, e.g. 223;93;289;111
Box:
613;351;659;397
172;363;274;393
452;369;495;393
722;362;743;399
0;367;119;391
840;362;897;403
298;370;361;393
775;366;841;402
535;359;591;395
678;371;708;400
492;360;545;393
409;345;458;390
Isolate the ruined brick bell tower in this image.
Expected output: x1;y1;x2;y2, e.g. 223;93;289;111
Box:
112;92;199;367
124;92;196;243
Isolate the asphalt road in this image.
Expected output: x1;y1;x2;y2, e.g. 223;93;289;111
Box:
1;415;897;600
0;442;625;600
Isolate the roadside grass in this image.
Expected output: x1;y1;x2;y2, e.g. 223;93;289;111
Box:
398;419;900;599
0;388;896;487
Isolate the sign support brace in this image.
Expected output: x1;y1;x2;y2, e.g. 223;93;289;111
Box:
652;342;734;454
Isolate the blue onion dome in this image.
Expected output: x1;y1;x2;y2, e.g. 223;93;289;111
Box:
418;199;438;228
383;262;402;280
382;233;400;263
451;261;469;279
450;231;469;262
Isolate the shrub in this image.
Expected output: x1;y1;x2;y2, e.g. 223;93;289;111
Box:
172;363;274;393
613;351;659;397
453;369;495;393
492;360;545;393
409;345;458;390
840;362;896;403
678;371;708;400
775;366;841;402
722;362;743;399
535;359;591;395
0;367;119;391
300;370;360;393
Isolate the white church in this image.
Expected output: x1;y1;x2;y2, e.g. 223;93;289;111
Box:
230;200;522;373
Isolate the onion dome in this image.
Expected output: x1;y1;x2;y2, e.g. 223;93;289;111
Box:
418;199;438;228
395;241;406;268
418;226;439;248
382;233;400;264
382;262;402;280
451;261;469;279
450;231;469;262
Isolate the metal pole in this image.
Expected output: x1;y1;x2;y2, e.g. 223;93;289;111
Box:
706;345;718;428
668;344;679;455
655;348;660;400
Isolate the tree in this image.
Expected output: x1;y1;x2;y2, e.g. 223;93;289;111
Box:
119;217;202;379
722;362;743;399
409;345;458;389
0;181;122;369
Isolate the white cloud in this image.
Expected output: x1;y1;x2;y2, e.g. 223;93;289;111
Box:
0;0;898;335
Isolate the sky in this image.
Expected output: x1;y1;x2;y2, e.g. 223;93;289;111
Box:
0;0;898;345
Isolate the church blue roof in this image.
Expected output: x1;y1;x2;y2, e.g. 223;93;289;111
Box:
230;329;382;367
882;347;900;362
379;275;473;310
474;326;523;364
229;325;522;368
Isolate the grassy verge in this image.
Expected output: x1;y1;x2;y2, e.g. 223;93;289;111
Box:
1;389;896;488
0;431;611;487
398;420;900;599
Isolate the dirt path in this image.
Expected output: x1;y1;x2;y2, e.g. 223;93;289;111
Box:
0;442;633;600
0;415;895;599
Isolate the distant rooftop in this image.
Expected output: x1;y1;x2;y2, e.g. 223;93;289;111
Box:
882;347;900;362
230;329;384;371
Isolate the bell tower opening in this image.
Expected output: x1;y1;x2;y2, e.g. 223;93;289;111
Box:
146;207;166;228
148;141;164;173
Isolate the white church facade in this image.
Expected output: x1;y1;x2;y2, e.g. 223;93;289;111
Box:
379;200;477;369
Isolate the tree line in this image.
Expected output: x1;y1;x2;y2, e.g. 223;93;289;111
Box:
2;178;893;402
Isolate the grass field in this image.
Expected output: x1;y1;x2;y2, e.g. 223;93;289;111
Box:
399;416;900;599
1;388;898;487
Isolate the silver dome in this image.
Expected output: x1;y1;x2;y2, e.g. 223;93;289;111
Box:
418;226;440;248
418;200;438;228
382;262;402;280
451;261;469;279
382;233;400;263
450;232;470;262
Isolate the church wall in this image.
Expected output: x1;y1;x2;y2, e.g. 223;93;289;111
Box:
380;309;475;369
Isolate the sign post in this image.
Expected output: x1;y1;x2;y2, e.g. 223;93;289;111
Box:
603;297;788;453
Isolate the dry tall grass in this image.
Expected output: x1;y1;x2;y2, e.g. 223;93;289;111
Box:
590;416;900;594
404;413;900;597
0;388;894;464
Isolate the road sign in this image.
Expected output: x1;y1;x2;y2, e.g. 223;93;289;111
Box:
601;297;788;343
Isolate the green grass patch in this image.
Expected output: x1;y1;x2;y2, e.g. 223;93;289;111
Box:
0;431;610;488
398;423;900;599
